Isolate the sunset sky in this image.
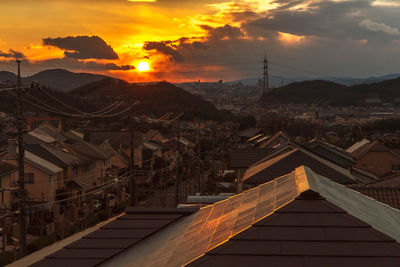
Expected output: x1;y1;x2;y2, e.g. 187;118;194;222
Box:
1;0;400;82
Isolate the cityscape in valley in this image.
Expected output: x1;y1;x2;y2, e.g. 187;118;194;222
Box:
1;0;400;266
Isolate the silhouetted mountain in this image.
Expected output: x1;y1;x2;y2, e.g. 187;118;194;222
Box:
328;74;400;86
227;75;308;87
71;78;229;120
229;73;400;87
0;69;107;92
260;77;400;106
0;71;18;84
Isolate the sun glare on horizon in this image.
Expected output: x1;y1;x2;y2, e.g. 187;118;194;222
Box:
137;61;150;72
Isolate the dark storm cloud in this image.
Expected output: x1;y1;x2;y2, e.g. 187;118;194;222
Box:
247;0;400;41
201;24;243;40
0;57;134;73
140;0;400;79
43;35;119;60
143;41;185;62
0;49;25;59
35;58;134;71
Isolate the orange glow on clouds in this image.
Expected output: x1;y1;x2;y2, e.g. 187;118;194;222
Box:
278;32;305;45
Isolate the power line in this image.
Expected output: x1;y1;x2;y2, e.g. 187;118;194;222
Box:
13;90;139;118
35;84;125;115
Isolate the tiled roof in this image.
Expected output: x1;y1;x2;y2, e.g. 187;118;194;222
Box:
68;166;400;266
366;174;400;187
351;141;400;159
189;190;400;267
25;151;63;175
229;148;274;168
25;144;80;167
238;127;262;138
24;133;47;145
346;138;370;153
304;140;355;168
31;207;199;267
244;149;355;185
68;140;110;160
28;129;57;144
258;131;290;149
348;186;400;210
87;131;142;149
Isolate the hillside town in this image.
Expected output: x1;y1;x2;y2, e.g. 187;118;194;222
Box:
0;101;400;265
2;0;400;265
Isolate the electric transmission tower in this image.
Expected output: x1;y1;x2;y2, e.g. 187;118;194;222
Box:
263;55;269;94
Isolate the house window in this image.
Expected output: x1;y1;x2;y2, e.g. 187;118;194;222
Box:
73;167;78;177
25;173;34;184
392;163;400;172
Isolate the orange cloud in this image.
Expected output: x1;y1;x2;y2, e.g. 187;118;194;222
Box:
278;32;306;45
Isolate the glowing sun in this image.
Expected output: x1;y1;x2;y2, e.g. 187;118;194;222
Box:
137;61;150;72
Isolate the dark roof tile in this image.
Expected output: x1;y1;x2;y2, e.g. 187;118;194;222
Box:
31;207;198;266
348;186;400;210
101;219;173;229
31;259;104;267
189;190;400;266
47;248;122;259
230;148;273;168
66;238;141;249
84;228;156;239
245;150;354;185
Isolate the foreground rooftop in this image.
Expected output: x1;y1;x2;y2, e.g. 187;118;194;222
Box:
27;166;400;267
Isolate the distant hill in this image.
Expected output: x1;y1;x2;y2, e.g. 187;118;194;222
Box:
229;73;400;87
71;78;229;120
0;69;107;92
0;71;18;83
260;77;400;106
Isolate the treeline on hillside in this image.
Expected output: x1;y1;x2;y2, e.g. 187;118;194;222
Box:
260;77;400;106
361;118;400;133
71;78;232;121
258;113;321;138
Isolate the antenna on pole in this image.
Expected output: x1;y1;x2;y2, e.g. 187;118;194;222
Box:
16;59;27;255
263;55;269;94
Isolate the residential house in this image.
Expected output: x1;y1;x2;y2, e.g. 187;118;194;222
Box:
86;131;143;170
303;139;377;183
5;150;63;203
0;133;10;155
349;140;400;177
0;161;17;209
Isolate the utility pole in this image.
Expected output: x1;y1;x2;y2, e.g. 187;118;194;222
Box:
2;219;6;253
129;107;136;207
196;120;201;193
175;120;180;205
212;124;217;183
16;59;27;255
263;55;269;94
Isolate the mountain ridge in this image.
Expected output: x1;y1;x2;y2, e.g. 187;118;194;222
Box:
0;69;107;92
70;78;229;120
260;77;400;106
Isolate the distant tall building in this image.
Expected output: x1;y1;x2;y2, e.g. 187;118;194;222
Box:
263;55;269;94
